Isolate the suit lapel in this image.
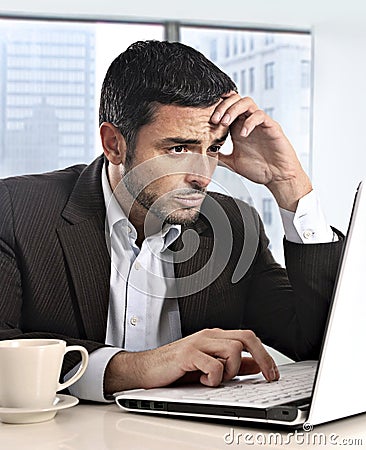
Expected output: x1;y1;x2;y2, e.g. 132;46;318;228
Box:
57;156;111;341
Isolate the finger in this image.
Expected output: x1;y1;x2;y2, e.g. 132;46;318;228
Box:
188;350;225;387
221;90;238;99
211;96;259;126
174;357;263;385
210;92;245;124
274;365;280;380
171;357;233;386
238;332;279;382
237;356;261;376
239;109;272;137
199;329;278;382
198;338;243;381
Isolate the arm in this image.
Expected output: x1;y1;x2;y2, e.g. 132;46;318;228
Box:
103;328;279;395
211;94;344;358
242;216;344;361
215;93;312;212
0;180;105;375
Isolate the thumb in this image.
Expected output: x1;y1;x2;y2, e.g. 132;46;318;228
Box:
238;356;261;376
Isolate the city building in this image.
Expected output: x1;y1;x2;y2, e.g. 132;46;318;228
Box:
0;20;96;177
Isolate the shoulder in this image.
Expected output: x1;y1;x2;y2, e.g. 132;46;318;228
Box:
0;164;86;195
0;164;89;220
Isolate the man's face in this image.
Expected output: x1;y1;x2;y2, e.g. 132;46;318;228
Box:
121;103;228;225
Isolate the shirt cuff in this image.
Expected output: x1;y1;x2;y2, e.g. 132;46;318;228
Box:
64;346;123;403
279;190;337;244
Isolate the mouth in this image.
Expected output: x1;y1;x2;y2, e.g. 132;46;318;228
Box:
173;194;206;208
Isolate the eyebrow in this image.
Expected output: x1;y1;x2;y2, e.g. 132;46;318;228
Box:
157;133;229;146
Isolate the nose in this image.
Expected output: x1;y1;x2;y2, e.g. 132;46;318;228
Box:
184;155;214;189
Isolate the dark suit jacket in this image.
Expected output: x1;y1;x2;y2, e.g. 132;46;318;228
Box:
0;155;344;376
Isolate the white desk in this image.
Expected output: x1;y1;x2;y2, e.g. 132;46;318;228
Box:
1;402;366;449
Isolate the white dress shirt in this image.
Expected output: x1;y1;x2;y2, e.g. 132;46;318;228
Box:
104;177;182;351
280;189;336;244
66;165;335;402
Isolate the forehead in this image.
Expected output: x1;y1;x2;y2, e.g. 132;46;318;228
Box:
140;103;224;139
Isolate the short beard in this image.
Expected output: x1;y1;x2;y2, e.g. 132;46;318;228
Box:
127;182;202;225
122;160;204;226
163;207;201;226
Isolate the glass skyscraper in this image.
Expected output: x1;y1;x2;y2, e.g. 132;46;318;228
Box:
0;21;95;177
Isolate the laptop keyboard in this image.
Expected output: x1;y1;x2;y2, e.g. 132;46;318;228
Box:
180;362;317;408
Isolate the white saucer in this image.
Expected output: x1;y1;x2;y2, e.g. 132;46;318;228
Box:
0;394;79;424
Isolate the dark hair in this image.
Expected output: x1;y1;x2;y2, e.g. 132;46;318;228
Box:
99;40;237;151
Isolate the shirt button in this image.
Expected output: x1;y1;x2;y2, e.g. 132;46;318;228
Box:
134;261;141;270
303;229;314;239
130;316;138;326
127;226;132;234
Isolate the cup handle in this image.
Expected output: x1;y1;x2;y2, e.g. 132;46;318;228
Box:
57;345;89;392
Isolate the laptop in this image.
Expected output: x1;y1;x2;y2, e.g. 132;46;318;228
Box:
115;180;366;427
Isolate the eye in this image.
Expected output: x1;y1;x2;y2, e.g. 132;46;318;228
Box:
208;145;221;154
169;146;188;154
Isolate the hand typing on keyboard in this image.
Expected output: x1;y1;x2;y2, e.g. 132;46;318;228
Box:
105;328;280;395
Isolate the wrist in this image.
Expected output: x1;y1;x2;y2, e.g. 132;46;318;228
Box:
104;351;146;395
266;174;312;212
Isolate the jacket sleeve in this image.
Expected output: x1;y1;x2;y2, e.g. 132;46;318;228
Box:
0;180;106;376
242;215;344;361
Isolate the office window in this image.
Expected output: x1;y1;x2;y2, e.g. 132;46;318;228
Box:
0;19;163;177
210;39;218;61
181;27;311;264
249;67;255;93
241;36;246;53
262;198;273;225
225;35;231;57
301;106;310;131
265;34;275;45
233;36;238;55
240;69;246;95
265;62;275;89
301;60;311;89
232;72;238;83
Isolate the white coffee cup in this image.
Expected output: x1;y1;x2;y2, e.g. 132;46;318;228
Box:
0;339;89;409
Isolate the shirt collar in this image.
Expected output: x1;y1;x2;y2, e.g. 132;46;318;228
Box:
102;161;128;236
101;162;181;251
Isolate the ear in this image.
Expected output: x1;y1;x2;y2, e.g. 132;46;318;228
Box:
100;122;127;165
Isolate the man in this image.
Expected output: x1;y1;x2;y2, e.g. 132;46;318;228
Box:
0;40;343;402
